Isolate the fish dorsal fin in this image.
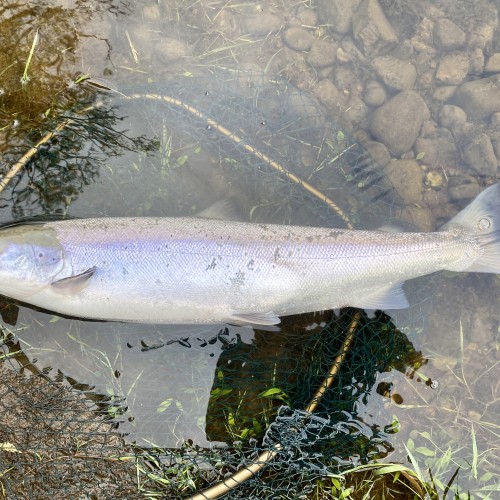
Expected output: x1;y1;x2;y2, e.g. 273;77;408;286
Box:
352;283;409;310
196;200;242;221
226;311;281;327
51;267;96;295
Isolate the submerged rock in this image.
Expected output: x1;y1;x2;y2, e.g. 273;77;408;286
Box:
352;0;398;56
372;56;417;91
447;175;480;201
317;0;361;34
363;79;387;107
156;38;190;63
283;27;314;52
458;129;498;178
242;13;282;35
384;159;423;204
439;105;467;130
307;39;337;68
454;74;500;121
485;53;500;73
433;19;466;51
370;91;429;156
435;52;469;85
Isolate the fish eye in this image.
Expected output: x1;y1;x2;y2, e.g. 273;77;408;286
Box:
478;217;491;230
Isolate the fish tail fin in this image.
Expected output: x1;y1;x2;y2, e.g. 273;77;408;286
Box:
441;183;500;273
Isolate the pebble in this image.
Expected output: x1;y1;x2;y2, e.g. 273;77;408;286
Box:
432;85;457;102
307;38;337;68
212;9;240;36
334;66;360;95
129;24;153;45
352;0;398;56
344;96;369;129
467;410;482;422
340;36;367;63
439;105;467;129
467;23;495;51
488;129;500;161
384;159;423;204
364;140;391;167
372;56;417;91
155;37;189;63
317;0;361;34
312;79;343;115
415;129;459;167
396;205;434;231
447;175;480;201
142;5;161;22
363;79;387;107
296;7;317;27
78;37;111;76
485;53;500;73
468;47;485;75
435;52;469;85
454;75;500;122
491;112;500;126
283;27;314;52
370;91;429;156
433;19;466;50
457;126;498;177
391;39;415;61
411;17;434;52
242;13;282;35
413;138;435;165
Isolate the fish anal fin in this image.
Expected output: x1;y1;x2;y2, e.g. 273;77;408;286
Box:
354;283;409;310
226;311;281;327
51;267;96;295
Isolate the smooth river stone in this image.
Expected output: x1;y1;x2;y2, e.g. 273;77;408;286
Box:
370;91;429;156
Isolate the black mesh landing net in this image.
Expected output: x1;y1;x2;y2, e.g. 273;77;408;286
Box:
0;71;428;499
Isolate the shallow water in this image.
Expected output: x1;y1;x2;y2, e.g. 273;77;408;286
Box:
0;1;498;498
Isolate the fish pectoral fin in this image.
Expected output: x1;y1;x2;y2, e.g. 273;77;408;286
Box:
354;283;409;310
51;267;96;295
226;311;281;326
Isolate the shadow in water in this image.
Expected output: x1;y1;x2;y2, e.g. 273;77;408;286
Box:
0;301;426;460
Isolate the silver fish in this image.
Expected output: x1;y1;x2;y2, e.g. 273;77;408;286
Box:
0;184;498;326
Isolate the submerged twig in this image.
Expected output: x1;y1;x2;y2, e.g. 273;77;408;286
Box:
21;28;39;86
306;310;361;414
124;91;354;229
0;104;98;194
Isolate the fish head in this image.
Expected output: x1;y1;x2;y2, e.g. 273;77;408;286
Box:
0;224;64;298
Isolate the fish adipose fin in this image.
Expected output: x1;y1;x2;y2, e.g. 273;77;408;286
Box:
51;267;96;295
441;183;500;273
226;311;281;326
353;282;409;310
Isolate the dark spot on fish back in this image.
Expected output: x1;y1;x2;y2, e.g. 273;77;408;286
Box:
206;258;217;270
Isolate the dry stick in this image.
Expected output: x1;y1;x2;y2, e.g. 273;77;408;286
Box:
188;311;361;500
